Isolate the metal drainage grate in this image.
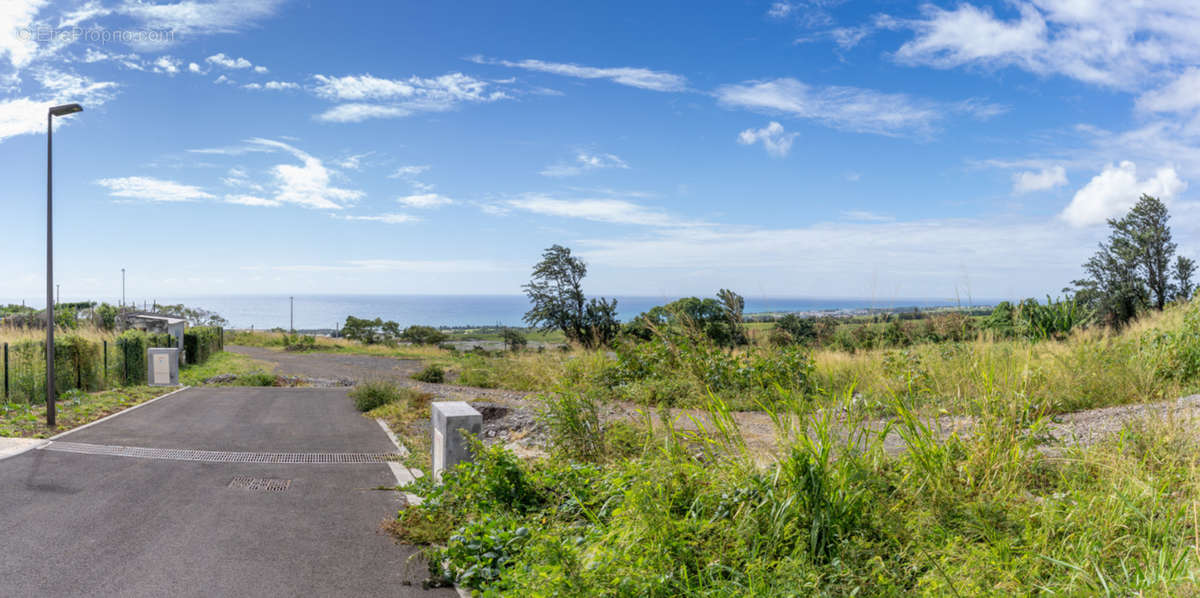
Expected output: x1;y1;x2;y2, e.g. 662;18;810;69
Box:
229;476;292;492
41;441;402;464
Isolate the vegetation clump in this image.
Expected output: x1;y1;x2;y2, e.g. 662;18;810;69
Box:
412;364;445;384
350;380;406;411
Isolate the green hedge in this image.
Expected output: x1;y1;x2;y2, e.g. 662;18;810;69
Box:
115;330;175;386
4;335;117;403
184;326;223;365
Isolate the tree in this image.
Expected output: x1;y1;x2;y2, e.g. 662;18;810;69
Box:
522;245;619;348
501;328;528;351
1113;195;1176;310
772;314;816;345
1070;194;1186;328
1176;256;1197;301
401;325;446;345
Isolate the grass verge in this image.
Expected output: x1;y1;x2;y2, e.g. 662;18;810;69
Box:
362;383;434;474
0;385;173;438
179;351;276;386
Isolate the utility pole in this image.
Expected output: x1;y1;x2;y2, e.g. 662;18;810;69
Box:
290;296;294;332
121;268;125;307
45;102;82;428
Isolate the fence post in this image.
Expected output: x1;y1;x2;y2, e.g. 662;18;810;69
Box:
3;343;8;401
103;340;108;388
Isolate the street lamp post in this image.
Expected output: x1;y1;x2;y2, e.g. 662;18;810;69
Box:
46;102;82;428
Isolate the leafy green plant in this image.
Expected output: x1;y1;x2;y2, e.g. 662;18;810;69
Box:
349;380;404;411
412;364;445;383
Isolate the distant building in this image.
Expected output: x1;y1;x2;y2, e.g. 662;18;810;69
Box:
122;313;187;357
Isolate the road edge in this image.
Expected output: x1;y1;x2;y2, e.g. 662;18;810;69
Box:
0;385;192;462
48;385;193;441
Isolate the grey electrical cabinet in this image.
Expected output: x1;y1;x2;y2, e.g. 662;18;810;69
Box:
147;348;180;386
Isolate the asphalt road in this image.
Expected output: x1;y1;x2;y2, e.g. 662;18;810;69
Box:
0;387;455;598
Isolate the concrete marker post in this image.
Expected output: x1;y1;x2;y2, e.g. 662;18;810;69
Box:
431;401;482;483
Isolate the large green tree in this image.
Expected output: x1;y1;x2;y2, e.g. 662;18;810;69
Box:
522;245;619;348
1070;194;1188;328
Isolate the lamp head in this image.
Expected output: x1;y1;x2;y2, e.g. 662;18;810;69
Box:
49;103;83;117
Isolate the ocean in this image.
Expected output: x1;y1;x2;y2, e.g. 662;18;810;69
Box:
111;294;994;330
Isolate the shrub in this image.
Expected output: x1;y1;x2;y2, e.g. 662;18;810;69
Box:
239;371;278;387
413;364;445;383
184;326;223;364
350;380;404;411
501;328;528;351
281;333;316;352
403;325;448;345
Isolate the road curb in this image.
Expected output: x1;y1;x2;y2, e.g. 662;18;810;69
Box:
375;417;425;506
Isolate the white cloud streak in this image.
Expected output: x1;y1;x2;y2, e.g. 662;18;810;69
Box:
95;176;214;202
1061;161;1186;227
475;56;687;92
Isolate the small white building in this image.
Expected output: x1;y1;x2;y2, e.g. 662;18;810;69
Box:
124;314;187;356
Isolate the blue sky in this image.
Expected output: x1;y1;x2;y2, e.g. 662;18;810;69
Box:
1;0;1198;306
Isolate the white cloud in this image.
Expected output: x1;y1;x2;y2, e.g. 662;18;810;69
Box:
336;152;373;170
224;194;280;207
503;195;686;227
475;57;687;92
213;74;233;85
34;67;118;105
716;78;943;137
187;62;203;73
152;55;182;75
315;103;409;122
891;2;1200;91
0;0;48;68
243;80;298;91
95;176;214;202
253;65;268;74
1137;67;1200;113
206;53;253;69
541;152;629;177
0;70;118;142
59;1;109;27
311;72;508;122
1061;161;1186;227
397;193;453;208
246;137;364;209
335;213;419;224
737;121;798;157
124;0;283;37
389;165;430;178
1012;165;1068;194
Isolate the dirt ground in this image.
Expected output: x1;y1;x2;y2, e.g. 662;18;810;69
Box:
224;345;1200;460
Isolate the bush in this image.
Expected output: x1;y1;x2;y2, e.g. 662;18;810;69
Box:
413;364;445;383
116;329;175;384
501;328;528;351
184;326;223;365
402;325;448;345
350;380;404;411
281;333;316;352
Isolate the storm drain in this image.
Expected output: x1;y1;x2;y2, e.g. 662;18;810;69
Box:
41;441;402;464
228;476;292;492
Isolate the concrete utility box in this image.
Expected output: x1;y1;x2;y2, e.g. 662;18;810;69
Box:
147;348;180;386
431;401;482;482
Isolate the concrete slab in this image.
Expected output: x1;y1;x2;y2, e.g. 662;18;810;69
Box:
0;437;48;461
